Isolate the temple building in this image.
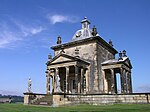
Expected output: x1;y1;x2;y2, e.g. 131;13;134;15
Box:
24;18;150;106
45;17;133;95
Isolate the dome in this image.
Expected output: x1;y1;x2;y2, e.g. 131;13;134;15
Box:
72;17;99;41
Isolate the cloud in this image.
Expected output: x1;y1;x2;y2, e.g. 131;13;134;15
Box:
0;31;21;48
12;20;45;37
48;14;79;24
30;26;44;34
0;19;45;48
0;22;22;48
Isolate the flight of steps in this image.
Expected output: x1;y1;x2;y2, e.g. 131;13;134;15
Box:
32;95;53;105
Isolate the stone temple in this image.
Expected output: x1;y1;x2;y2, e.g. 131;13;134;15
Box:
46;17;132;95
24;18;150;106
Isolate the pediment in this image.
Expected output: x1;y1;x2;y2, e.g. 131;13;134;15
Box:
51;56;72;64
47;53;90;66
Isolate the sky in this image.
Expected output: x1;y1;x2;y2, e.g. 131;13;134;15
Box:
0;0;150;96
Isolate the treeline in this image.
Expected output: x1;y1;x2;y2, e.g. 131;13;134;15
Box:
0;94;23;103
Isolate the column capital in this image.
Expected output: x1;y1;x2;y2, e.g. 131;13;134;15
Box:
65;66;69;69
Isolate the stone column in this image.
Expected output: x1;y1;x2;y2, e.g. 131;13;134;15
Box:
126;71;129;93
110;69;115;94
66;66;69;93
102;70;107;93
80;68;84;93
85;67;89;93
46;71;50;95
127;72;132;93
54;68;59;93
52;73;55;93
120;68;125;93
75;66;78;93
123;69;127;93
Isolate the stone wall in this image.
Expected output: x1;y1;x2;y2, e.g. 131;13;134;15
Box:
0;98;10;103
52;39;116;94
91;42;116;93
24;93;46;105
24;93;150;106
54;40;97;93
66;93;150;104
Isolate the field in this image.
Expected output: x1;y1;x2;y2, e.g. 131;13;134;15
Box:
0;103;150;112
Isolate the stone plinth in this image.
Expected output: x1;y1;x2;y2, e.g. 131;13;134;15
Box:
23;92;46;105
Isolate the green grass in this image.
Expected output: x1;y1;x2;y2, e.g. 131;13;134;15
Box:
0;103;150;112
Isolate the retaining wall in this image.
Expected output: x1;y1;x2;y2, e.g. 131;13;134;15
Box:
66;93;150;104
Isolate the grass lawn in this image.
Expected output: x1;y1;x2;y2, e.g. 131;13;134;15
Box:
0;103;150;112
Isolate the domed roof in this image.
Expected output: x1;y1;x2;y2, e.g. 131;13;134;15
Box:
72;17;99;41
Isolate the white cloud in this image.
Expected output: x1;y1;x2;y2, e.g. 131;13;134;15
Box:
48;14;79;24
0;19;45;48
0;24;22;48
12;20;44;37
30;26;44;35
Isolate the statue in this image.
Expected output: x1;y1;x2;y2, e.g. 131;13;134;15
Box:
28;77;32;93
54;74;62;93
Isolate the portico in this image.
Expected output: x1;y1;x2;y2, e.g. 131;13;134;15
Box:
46;53;90;94
102;54;132;94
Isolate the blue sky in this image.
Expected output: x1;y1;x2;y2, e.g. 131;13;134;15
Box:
0;0;150;96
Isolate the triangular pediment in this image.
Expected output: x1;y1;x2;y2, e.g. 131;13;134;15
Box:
46;53;90;66
49;53;77;65
51;56;72;64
